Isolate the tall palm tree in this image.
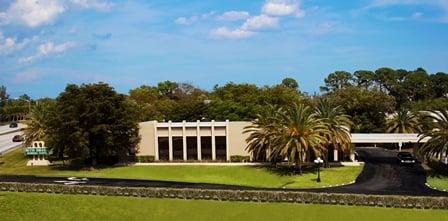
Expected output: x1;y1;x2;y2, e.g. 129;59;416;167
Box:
244;105;281;162
418;110;448;160
386;109;422;133
274;104;330;174
24;102;52;146
314;99;352;166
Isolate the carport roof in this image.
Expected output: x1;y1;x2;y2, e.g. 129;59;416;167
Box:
351;133;429;143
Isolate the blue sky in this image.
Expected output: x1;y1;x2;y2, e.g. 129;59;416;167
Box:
0;0;448;98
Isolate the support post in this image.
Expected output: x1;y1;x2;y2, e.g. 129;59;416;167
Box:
168;121;173;161
197;120;202;161
182;120;187;161
225;120;230;162
211;120;216;161
333;149;338;162
398;142;403;152
154;121;159;161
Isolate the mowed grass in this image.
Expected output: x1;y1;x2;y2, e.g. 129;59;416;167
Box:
427;175;448;191
0;192;447;221
0;147;362;188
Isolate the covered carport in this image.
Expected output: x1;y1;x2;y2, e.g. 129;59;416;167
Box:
351;133;429;151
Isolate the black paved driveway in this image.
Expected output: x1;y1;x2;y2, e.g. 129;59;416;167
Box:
305;147;448;196
0;147;447;197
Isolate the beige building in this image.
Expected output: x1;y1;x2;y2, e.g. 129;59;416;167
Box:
138;120;251;161
138;120;431;162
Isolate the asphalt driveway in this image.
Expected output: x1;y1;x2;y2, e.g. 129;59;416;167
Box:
0;147;447;197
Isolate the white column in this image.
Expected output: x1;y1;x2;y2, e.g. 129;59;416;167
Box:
398;142;403;152
168;121;173;161
182;120;187;161
225;120;230;162
197;120;202;161
154;121;159;161
333;149;338;162
211;120;216;161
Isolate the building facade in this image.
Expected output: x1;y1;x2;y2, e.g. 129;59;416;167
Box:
138;120;251;161
137;121;429;162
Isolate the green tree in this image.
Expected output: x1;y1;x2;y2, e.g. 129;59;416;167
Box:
47;83;140;165
353;70;375;89
24;101;54;146
320;71;353;92
314;99;352;166
281;77;299;90
0;85;8;108
326;87;395;132
386;109;422;133
418;110;448;160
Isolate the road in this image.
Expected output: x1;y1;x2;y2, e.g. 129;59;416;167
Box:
0;147;447;196
0;123;25;135
0;131;23;154
305;147;448;196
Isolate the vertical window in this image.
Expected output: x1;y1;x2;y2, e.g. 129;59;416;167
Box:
172;136;183;160
158;137;169;161
187;137;198;160
215;136;227;161
201;136;212;160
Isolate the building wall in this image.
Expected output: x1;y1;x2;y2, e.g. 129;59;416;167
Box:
228;121;251;157
136;120;252;160
138;121;156;156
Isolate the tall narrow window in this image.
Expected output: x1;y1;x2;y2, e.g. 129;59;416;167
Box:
215;136;227;161
186;137;198;160
201;136;212;160
158;137;169;161
172;136;183;160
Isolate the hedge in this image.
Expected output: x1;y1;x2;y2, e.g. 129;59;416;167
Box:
1;182;447;209
230;155;251;162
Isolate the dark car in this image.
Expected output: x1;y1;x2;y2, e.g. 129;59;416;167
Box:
9;122;18;128
397;152;416;165
12;135;24;142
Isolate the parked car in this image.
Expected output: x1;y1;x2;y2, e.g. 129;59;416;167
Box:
12;135;24;142
9;122;18;128
397;152;416;165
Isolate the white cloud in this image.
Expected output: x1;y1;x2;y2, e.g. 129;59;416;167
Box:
210;27;254;39
19;41;76;63
0;0;65;27
0;32;38;55
175;11;216;25
175;16;198;25
411;11;423;19
216;11;250;21
241;15;279;31
0;0;113;28
70;0;114;11
262;0;305;17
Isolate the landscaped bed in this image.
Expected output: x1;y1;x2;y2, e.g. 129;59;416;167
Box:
0;192;446;221
0;148;362;188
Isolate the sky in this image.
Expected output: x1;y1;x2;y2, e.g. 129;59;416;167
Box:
0;0;448;98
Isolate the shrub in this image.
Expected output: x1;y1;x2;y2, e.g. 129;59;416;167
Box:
136;155;155;163
230;155;251;162
1;182;447;209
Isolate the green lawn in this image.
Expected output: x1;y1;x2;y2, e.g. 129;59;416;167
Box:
427;175;448;191
0;147;362;188
0;192;446;221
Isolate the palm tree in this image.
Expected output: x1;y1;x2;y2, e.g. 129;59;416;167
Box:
274;104;330;174
418;110;448;160
314;99;352;166
386;109;422;133
244;105;282;163
24;102;52;146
